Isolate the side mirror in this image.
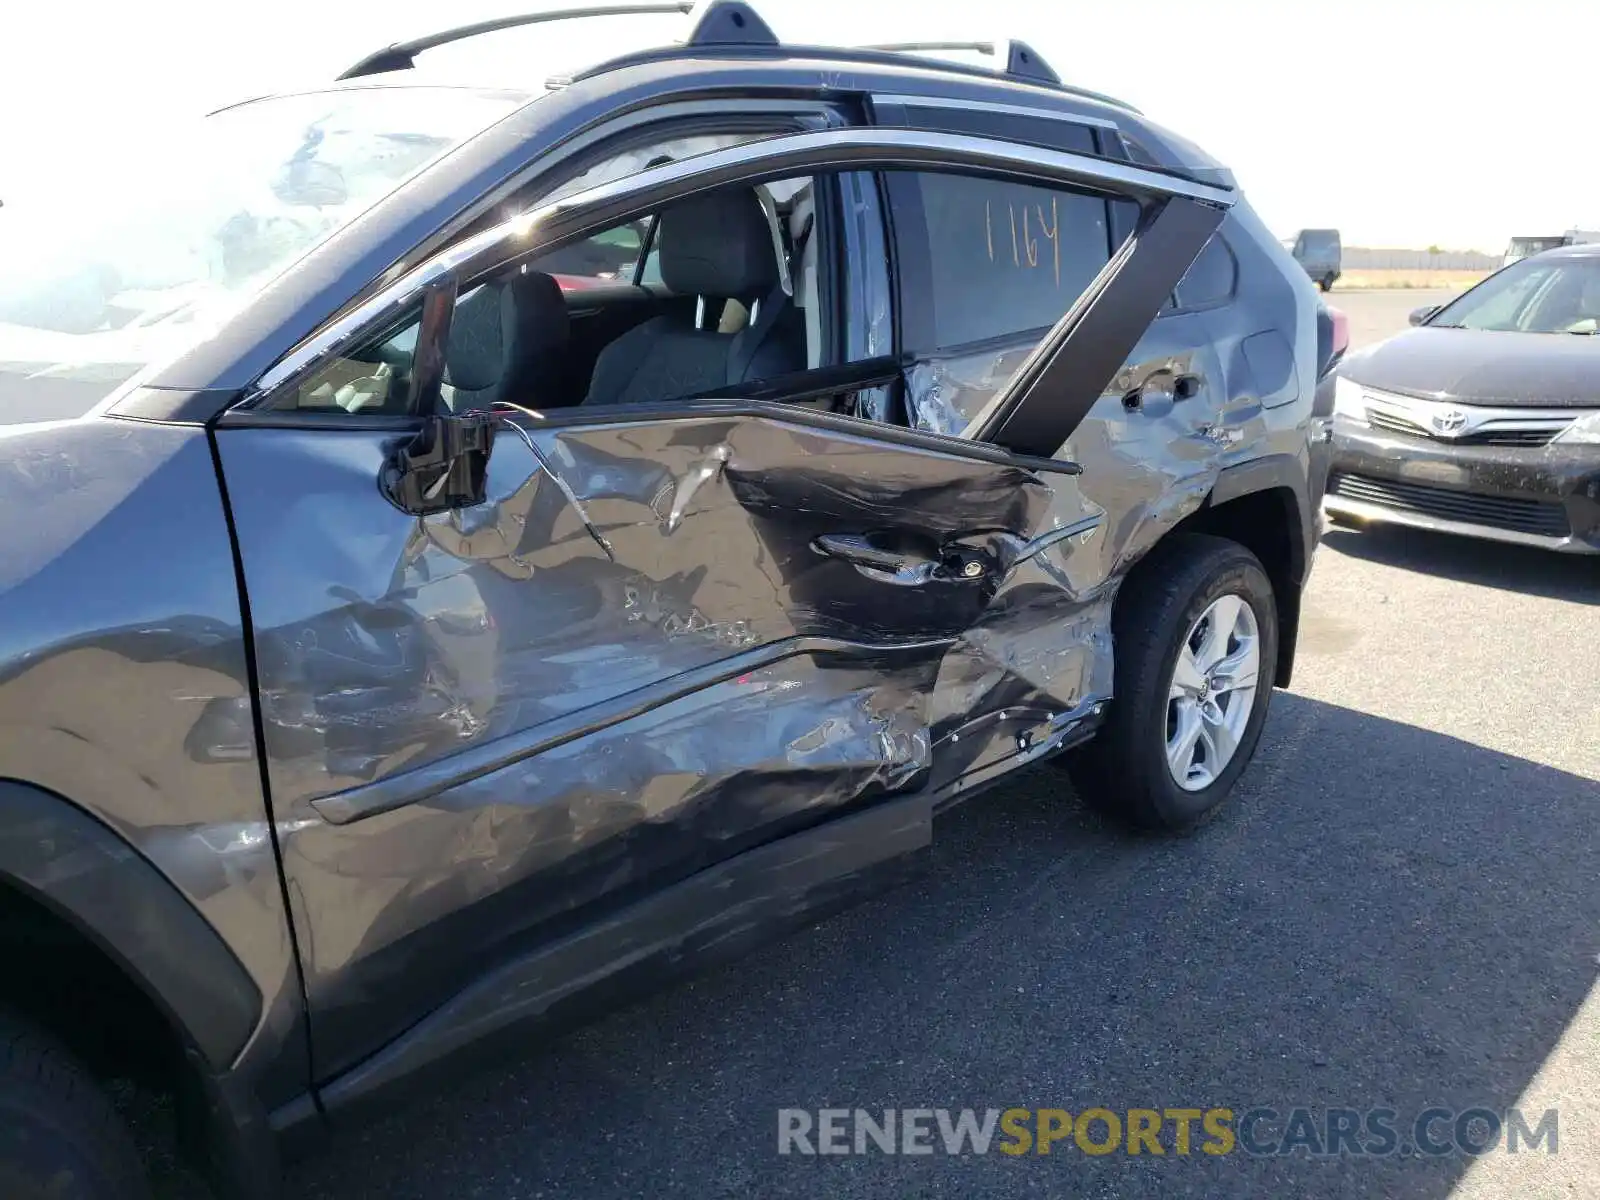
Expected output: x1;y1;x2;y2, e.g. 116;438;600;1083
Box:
379;413;496;516
1409;305;1440;326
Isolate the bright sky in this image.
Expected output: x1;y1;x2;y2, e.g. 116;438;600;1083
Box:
3;0;1595;252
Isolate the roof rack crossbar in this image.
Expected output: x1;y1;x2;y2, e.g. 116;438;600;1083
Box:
864;41;997;55
337;2;695;79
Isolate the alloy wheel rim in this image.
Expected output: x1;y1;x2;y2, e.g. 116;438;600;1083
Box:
1166;593;1261;792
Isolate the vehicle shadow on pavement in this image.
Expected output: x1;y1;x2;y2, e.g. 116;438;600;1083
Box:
1324;525;1598;603
272;691;1598;1200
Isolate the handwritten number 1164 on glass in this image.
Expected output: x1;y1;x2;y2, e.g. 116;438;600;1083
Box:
985;197;1062;287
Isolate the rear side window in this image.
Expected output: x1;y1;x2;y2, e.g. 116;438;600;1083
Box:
884;170;1129;434
887;172;1118;351
1173;234;1237;310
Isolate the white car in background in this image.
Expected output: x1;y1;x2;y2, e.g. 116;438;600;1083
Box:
1503;229;1600;267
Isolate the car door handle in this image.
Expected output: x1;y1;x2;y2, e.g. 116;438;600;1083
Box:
1124;372;1202;412
812;533;936;574
812;534;990;583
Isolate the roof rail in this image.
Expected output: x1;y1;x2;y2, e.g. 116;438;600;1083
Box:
861;39;1061;86
565;40;1138;112
340;0;1123;113
337;2;695;80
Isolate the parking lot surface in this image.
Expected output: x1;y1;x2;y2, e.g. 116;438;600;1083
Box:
1331;287;1461;348
165;291;1599;1200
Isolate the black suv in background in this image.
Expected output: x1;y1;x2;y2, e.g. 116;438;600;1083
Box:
0;4;1337;1195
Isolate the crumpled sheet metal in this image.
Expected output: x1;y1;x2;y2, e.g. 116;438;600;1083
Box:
218;407;1092;1076
278;649;935;1074
213;398;1128;1079
904;339;1041;436
925;511;1116;786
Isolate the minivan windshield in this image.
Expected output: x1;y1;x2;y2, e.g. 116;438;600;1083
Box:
0;87;523;425
1427;256;1600;335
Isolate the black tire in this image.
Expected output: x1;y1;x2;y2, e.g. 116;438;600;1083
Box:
1319;274;1336;292
1067;534;1278;832
0;1011;150;1200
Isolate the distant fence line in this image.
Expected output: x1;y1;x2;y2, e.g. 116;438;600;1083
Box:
1341;246;1500;271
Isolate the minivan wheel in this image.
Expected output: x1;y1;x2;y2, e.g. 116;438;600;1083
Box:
0;1011;150;1200
1319;274;1336;292
1067;534;1278;832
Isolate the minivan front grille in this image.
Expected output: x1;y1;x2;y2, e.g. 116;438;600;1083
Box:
1329;473;1571;538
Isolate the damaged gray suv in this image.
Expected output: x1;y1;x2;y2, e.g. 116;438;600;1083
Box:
0;3;1337;1195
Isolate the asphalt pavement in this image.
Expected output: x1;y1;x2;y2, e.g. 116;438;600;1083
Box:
1330;287;1461;349
186;291;1600;1200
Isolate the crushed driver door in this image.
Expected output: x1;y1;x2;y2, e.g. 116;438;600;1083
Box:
213;127;1227;1088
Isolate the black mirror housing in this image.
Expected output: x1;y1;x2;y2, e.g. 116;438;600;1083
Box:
380;413;496;515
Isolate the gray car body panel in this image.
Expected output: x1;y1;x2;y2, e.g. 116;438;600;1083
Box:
213;406;1123;1078
199;118;1241;1084
0;418;305;1106
0;33;1322;1188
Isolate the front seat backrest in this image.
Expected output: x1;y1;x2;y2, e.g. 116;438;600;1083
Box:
444;269;570;411
584;188;804;406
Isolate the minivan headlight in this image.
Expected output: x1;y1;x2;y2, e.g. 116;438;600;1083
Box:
1333;376;1366;422
1552;411;1600;445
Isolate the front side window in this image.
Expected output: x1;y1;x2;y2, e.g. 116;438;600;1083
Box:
279;173;881;418
0;88;523;425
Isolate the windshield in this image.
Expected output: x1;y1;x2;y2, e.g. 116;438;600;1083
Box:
0;88;523;425
1428;256;1600;334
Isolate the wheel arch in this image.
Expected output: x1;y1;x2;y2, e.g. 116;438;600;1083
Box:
0;780;289;1197
1167;456;1312;687
0;780;262;1072
0;873;188;1094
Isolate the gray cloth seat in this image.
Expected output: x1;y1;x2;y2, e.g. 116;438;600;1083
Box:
444;269;569;410
584;187;805;406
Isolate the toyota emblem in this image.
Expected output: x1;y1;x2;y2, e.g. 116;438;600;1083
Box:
1432;409;1469;435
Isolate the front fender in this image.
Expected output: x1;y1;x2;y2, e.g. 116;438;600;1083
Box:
0;780;261;1068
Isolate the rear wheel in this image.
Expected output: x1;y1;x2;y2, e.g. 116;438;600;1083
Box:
0;1011;149;1200
1319;273;1336;292
1068;534;1278;832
